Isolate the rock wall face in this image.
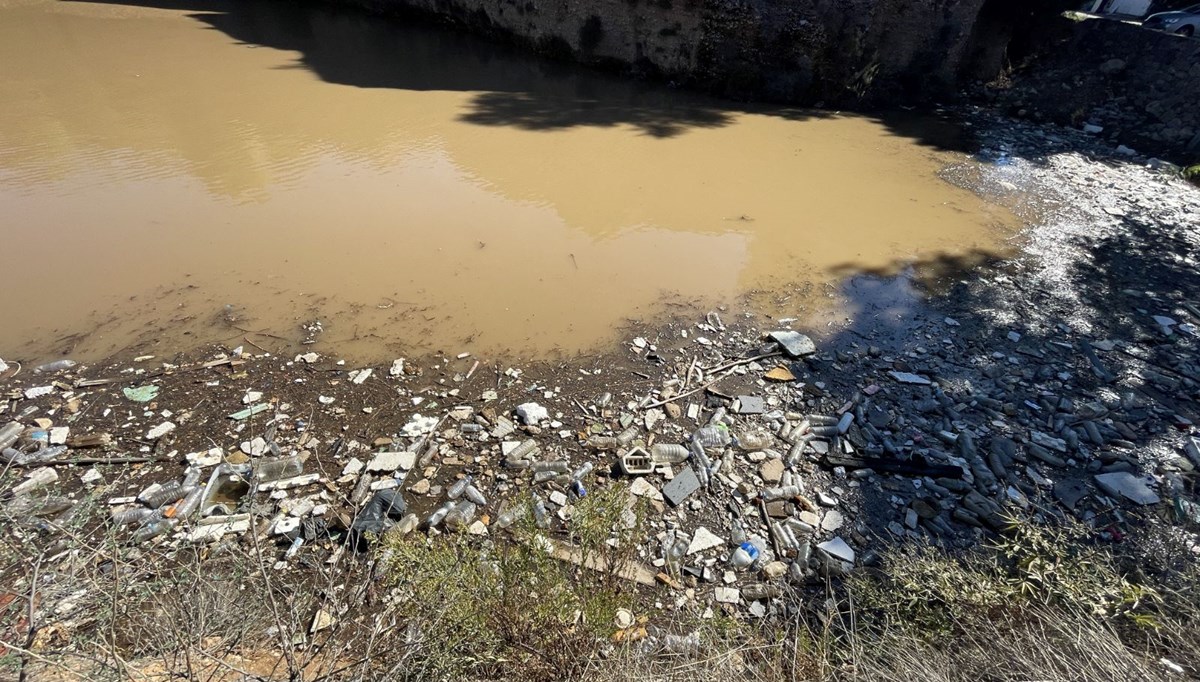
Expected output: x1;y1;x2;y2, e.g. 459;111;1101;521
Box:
334;0;992;105
985;18;1200;161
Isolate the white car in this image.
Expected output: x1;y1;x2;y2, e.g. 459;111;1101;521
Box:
1142;3;1200;36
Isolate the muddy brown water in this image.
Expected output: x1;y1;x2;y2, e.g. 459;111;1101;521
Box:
0;0;1020;363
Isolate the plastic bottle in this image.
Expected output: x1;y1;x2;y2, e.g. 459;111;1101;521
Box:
254;454;305;483
691;425;730;450
571;462;594;482
506;439;539;462
532;495;549;529
729;541;760;569
181;467;203;489
132;517;177;543
166;486;204;520
735;430;773;451
570;479;587;498
760;485;800;502
143;482;187;509
111;507;154;526
32;359;76;374
530;461;570;474
425;501;454;529
616;426;640;447
585;435;619;450
650;443;689;464
447;477;471;500
495;501;527;529
284;536;304;560
665;533;689;576
443;501;478;531
463;484;487;506
532;470;558;485
730;516;747;545
0;422;22;451
22;445;68;465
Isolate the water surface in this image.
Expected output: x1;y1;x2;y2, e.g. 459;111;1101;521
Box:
0;0;1019;361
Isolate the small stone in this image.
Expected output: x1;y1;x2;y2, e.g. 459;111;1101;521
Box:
341;458;364;476
820;510;844;531
49;427;69;445
713;586;740;604
764;366;795;382
467;520;489;536
310;608;336;633
630;477;663;501
299;352;320;364
889;371;931;385
24;386;55;399
410;479;431;495
145;422;176;440
389;359;405;376
80;468;102;485
664;403;682;419
760;458;784;484
686;526;725;555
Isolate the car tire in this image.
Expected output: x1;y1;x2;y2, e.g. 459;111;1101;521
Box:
1176;25;1195;36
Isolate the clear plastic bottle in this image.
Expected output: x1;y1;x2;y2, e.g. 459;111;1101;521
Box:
0;422;23;451
691;425;730;450
143;482;186;509
735;430;773;451
132;517;177;543
532;495;550;529
530;461;570;474
585;435;619;450
111;507;153;526
532;470;558;485
495;500;527;529
665;533;689;576
254;454;305;483
464;484;487;506
443;501;478;531
650;443;689;464
571;462;594;481
729;541;760;569
447;477;471;500
616;426;640;447
760;485;800;502
425;501;454;528
167;486;204;520
506;439;540;462
33;359;77;374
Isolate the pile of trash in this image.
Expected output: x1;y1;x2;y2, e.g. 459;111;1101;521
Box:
3;296;1198;626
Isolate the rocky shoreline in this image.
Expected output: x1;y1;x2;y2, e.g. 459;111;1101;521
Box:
1;110;1199;675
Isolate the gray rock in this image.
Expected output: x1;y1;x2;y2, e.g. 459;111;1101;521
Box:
735;396;765;415
768;331;816;358
662;466;701;507
1094;472;1160;505
889;371;931;385
817;536;855;564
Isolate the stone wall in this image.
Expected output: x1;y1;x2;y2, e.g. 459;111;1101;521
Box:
984;18;1200;161
333;0;997;105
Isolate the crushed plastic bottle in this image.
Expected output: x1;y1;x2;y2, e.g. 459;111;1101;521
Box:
664;532;689;576
532;495;550;529
584;435;619;450
495;500;528;529
166;485;204;520
32;359;76;374
734;430;773;451
760;485;801;502
691;424;731;450
616;426;639;447
111;507;154;526
254;454;305;483
571;462;593;481
530;460;570;474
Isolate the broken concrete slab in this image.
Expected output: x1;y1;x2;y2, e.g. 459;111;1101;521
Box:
686;526;725;555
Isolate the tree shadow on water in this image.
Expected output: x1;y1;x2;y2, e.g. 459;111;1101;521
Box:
61;0;977;148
